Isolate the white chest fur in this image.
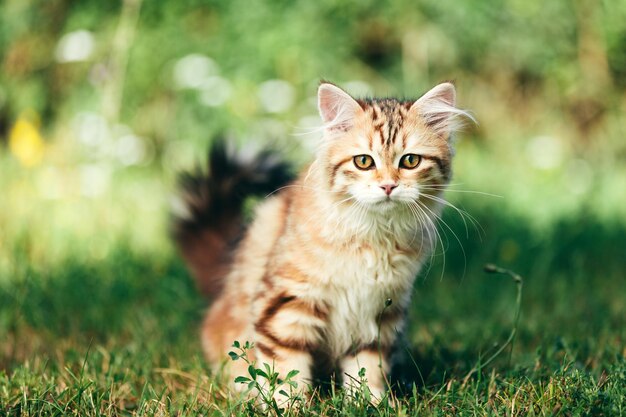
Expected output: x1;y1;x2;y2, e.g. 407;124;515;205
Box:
322;241;423;356
301;199;438;357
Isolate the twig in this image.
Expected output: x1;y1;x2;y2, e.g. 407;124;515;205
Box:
462;264;523;386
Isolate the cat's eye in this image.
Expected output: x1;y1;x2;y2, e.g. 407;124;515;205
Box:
353;155;375;170
400;154;421;169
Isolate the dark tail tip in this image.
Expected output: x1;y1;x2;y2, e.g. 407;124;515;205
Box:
171;139;294;296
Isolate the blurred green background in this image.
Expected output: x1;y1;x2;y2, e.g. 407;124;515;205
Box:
1;0;625;409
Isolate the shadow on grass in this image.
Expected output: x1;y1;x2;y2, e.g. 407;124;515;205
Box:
0;246;204;369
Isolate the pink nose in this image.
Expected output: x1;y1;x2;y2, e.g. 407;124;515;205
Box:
380;183;398;196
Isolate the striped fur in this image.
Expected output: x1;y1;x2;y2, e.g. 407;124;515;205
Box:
175;82;471;402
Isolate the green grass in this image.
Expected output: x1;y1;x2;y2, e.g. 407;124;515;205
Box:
2;0;626;414
1;203;624;416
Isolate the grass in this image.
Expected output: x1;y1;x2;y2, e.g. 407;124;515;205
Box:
1;201;624;416
2;0;626;414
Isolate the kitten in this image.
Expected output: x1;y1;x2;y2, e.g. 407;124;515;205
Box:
173;81;471;401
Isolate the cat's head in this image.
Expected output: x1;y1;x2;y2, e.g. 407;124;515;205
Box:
316;81;472;213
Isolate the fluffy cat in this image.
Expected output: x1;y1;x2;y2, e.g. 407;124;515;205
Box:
173;81;471;401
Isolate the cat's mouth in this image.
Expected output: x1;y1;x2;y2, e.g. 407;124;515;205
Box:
371;198;399;211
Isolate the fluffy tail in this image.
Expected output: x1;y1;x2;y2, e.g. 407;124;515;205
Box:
171;140;293;296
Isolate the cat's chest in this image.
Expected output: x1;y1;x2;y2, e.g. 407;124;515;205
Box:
323;246;419;354
326;243;420;316
308;239;425;355
334;241;420;287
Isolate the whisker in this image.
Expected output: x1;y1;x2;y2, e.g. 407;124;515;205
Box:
405;203;433;277
414;202;447;281
421;193;470;238
405;203;423;249
410;201;443;281
420;186;502;198
417;200;468;281
419;193;485;239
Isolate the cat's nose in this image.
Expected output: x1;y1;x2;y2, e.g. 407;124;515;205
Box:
380;183;398;196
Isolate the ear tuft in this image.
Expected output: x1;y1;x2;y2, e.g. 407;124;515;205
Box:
411;82;473;136
426;82;456;107
317;82;361;132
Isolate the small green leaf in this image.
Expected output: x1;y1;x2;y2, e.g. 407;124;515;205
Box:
248;365;257;379
279;389;289;397
232;341;241;348
234;376;250;384
286;369;300;380
363;387;371;401
270;398;280;414
255;369;269;379
228;351;239;361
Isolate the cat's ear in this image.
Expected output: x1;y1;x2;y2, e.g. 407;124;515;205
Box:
318;82;362;132
411;82;472;136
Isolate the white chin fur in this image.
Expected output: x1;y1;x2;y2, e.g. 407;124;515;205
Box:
367;199;396;211
357;196;411;214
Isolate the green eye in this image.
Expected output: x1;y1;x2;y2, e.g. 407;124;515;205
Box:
353;155;375;170
400;154;421;169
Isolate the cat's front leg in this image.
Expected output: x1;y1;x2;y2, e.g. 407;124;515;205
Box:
254;341;313;404
341;344;390;402
252;291;326;403
341;307;403;403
